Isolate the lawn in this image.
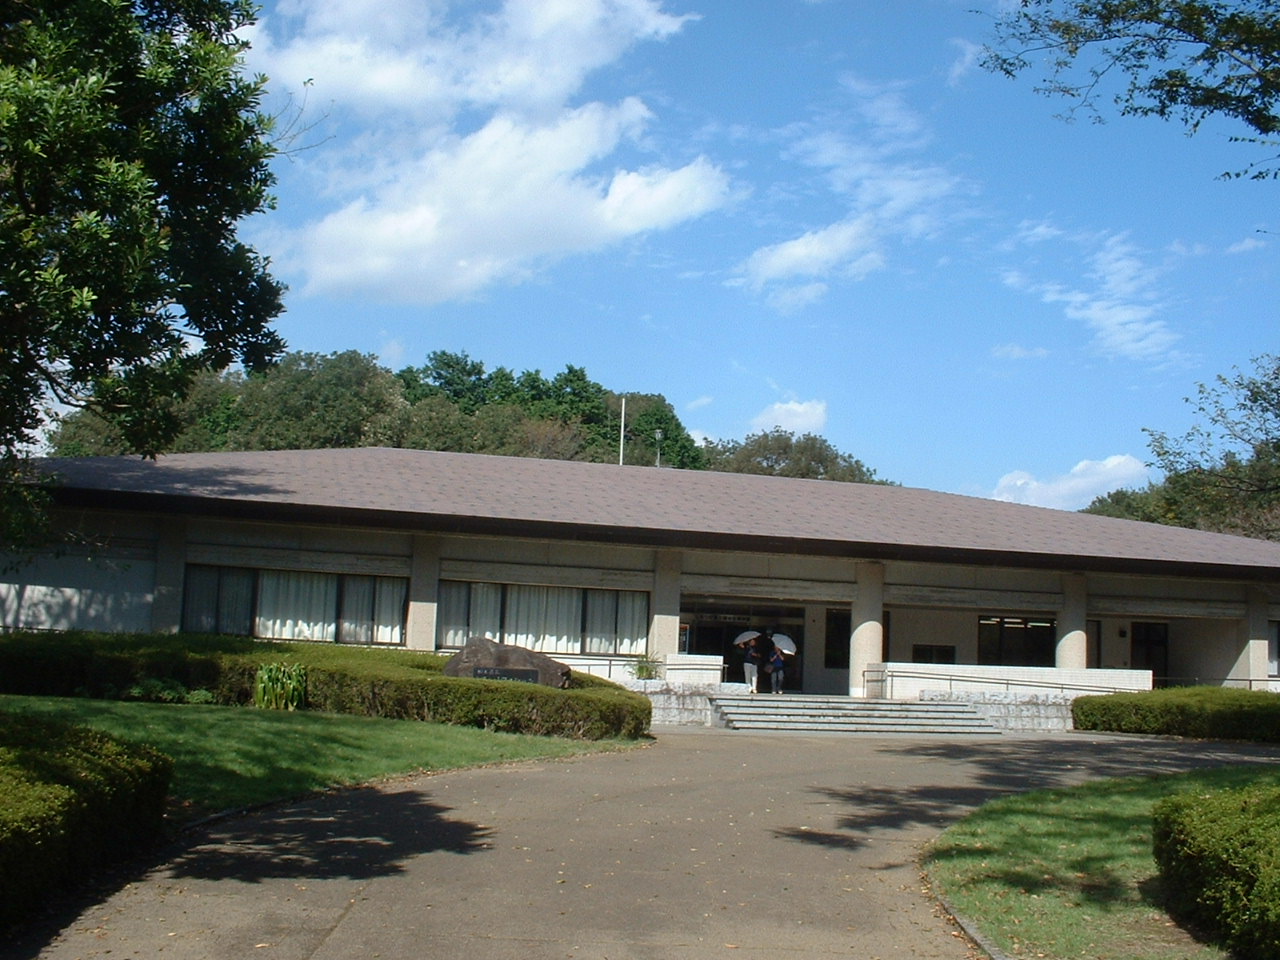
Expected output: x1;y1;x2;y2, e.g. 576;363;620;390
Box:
0;694;638;823
926;764;1280;960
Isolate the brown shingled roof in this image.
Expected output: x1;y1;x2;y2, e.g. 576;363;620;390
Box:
36;448;1280;581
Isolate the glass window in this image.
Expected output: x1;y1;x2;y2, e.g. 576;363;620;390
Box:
979;616;1056;667
182;564;407;645
437;581;649;656
1270;621;1279;677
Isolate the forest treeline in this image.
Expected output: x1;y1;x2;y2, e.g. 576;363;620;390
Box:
47;350;888;484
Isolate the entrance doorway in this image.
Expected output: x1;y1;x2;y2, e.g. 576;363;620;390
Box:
1130;621;1170;683
680;596;804;691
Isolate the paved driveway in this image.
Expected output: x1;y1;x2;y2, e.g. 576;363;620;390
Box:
16;729;1280;960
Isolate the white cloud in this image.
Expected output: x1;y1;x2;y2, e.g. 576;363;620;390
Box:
1227;236;1266;254
740;216;881;290
1002;234;1180;362
686;395;713;411
750;399;828;434
992;454;1150;510
947;38;981;87
253;1;728;304
736;75;964;311
991;343;1049;360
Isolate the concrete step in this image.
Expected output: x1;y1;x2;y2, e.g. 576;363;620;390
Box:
709;695;1001;735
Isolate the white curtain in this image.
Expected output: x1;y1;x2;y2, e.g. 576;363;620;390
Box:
437;581;470;648
1271;622;1279;677
584;590;617;654
340;575;375;644
181;566;220;633
256;570;337;641
372;577;406;645
616;591;649;656
470;582;503;641
219;568;255;636
505;584;581;653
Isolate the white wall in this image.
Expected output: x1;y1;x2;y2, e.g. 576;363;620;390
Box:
1;551;156;633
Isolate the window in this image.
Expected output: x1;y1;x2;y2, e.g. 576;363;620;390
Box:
978;616;1056;667
1270;622;1279;678
182;565;407;645
437;581;648;656
912;644;956;664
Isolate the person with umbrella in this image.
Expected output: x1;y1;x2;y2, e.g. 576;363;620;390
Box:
734;629;764;693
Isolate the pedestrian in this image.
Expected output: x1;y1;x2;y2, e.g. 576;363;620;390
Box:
768;643;785;693
739;633;763;693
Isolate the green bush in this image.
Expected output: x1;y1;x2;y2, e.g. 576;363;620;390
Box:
254;662;307;710
0;709;172;928
1153;784;1280;958
0;631;650;739
1073;686;1280;742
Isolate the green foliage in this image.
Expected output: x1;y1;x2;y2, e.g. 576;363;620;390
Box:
233;351;407;450
0;709;172;928
701;427;890;483
1073;686;1280;741
985;1;1280;178
1154;785;1280;958
929;763;1280;960
0;0;284;453
2;0;284;549
253;662;307;710
0;631;651;739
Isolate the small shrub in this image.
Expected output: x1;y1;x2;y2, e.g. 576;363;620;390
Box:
0;710;172;928
254;662;307;711
1074;687;1280;742
630;654;663;680
1154;785;1280;958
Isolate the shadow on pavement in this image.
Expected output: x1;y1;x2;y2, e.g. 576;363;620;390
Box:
168;784;493;882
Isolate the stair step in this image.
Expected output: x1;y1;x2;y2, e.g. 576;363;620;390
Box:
709;695;1001;736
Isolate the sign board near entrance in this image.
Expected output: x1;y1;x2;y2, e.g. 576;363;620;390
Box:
473;666;540;683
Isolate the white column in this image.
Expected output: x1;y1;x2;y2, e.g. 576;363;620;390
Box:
1056;573;1088;669
849;561;884;698
150;519;186;634
1230;587;1270;686
405;535;440;650
648;549;682;659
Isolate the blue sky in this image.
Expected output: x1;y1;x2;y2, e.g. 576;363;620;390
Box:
241;0;1277;509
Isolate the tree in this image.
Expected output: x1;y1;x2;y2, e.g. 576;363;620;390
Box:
985;1;1280;177
701;429;887;484
1144;354;1280;538
230;351;407;450
2;0;284;549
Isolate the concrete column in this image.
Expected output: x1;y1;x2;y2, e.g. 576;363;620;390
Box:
849;561;884;698
149;519;186;634
405;535;441;650
802;604;826;693
1056;573;1088;670
1230;587;1271;686
648;549;683;659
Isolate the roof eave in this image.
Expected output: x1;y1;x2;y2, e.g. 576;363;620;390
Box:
51;487;1280;584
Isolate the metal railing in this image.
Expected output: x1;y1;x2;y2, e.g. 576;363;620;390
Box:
864;666;1149;700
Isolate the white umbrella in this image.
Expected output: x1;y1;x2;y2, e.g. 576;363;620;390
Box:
771;633;797;655
733;629;762;646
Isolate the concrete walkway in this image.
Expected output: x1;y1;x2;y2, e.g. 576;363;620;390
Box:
15;729;1280;960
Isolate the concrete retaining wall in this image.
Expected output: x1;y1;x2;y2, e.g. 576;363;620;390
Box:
621;680;748;726
919;690;1076;731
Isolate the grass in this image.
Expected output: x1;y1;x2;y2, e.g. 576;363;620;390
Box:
926;764;1280;960
0;694;638;823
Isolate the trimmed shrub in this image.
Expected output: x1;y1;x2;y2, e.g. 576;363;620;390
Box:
1153;785;1280;958
0;710;172;928
0;631;651;739
1073;687;1280;742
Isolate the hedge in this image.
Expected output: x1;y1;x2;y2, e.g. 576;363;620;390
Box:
1072;686;1280;742
0;631;651;739
0;710;172;928
1153;785;1280;958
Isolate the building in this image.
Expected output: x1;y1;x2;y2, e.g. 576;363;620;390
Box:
5;447;1280;700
